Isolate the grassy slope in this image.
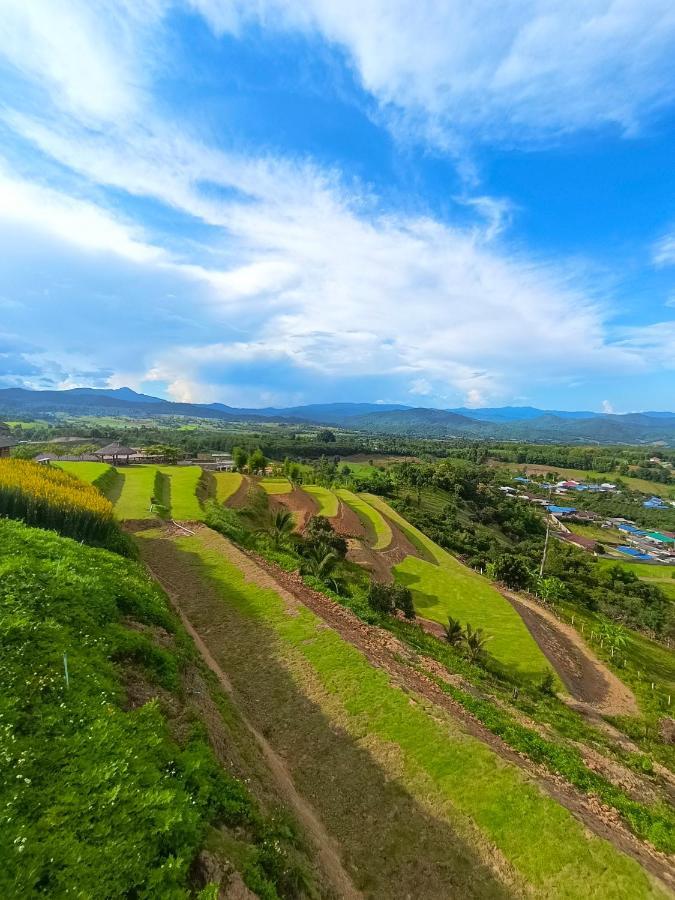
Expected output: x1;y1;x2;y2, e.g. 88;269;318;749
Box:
0;521;240;896
114;466;158;519
336;489;392;549
363;494;550;679
259;477;292;495
159;466;203;520
214;471;243;503
53;460;111;483
568;522;623;544
301;485;339;517
596;559;675;581
163;533;662;899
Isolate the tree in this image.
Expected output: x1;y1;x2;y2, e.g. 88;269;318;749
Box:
463;624;491;663
367;583;415;618
267;509;295;549
233;446;248;471
444;616;464;646
490;553;531;591
304;516;347;558
248;448;267;474
318;429;336;443
535;575;567;604
300;544;340;589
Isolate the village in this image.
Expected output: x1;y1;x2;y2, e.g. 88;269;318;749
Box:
501;474;675;563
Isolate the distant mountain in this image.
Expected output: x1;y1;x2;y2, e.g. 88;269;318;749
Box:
346;407;488;435
69;387;168;404
2;387;675;445
449;406;599;422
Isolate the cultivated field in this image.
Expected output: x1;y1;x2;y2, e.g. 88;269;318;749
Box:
213;471;242;503
301;484;339;517
113;466;159;519
259;477;292;494
53;460;111;483
364;494;552;679
336;489;392;549
159;466;203;519
136;526;661;899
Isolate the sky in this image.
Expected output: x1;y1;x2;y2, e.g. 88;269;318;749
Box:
0;1;674;412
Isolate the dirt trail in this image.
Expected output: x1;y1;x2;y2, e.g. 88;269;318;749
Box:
146;524;673;890
143;551;362;900
499;588;639;717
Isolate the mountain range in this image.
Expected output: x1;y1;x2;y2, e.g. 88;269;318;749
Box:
2;387;675;445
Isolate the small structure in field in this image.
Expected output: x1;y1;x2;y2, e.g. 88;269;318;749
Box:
95;442;138;465
0;434;15;458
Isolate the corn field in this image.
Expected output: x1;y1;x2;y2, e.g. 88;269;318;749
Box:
0;459;126;552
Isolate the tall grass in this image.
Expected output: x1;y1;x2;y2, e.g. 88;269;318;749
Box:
0;459;129;554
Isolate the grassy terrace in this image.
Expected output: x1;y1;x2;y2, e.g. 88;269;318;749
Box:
364;494;551;680
213;471;242;503
143;531;663;899
53;460;111;484
111;466;158;519
159;466;203;519
259;477;292;494
301;484;339;517
336;489;392;549
505;462;675;500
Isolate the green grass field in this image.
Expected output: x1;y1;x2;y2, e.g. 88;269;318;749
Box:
53;461;111;484
159;466;203;519
158;532;661;899
259;477;292;495
301;484;339;517
214;471;243;503
568;522;623;544
596;558;675;580
364;495;551;679
336;489;392;549
113;467;158;519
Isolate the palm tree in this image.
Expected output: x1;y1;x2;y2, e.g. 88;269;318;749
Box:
463;624;492;664
267;508;295;548
445;616;464;646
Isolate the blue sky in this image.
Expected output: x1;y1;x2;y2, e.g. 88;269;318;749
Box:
0;1;674;412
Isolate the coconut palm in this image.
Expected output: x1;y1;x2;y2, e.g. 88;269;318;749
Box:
267;508;295;548
463;624;492;663
445;616;464;646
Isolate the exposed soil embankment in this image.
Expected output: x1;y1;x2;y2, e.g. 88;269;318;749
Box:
225;476;251;509
270;487;318;533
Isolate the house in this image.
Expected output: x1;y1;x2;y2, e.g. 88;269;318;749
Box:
546;505;577;516
0;434;15;458
643;496;668;510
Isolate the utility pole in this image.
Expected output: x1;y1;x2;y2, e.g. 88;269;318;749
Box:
539;521;550;578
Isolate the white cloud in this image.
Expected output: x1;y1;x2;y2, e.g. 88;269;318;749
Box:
409;378;432;396
602;399;615;414
188;1;675;143
653;231;675;266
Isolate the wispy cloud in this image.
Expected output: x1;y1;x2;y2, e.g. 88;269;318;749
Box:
0;0;672;406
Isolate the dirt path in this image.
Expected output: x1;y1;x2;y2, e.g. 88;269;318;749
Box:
499;588;639;716
148;524;673;890
143;551;362;900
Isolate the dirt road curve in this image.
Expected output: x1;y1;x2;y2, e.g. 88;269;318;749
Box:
499;588;639;717
143;525;673;889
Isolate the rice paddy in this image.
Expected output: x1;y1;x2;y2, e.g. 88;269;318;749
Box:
113;467;158;519
159;466;203;519
301;484;339;516
336;489;392;548
259;477;292;494
53;460;112;484
213;471;243;503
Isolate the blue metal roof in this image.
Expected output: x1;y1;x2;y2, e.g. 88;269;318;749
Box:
617;546;654;560
547;505;576;515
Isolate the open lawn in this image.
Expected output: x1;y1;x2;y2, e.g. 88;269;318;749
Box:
142;530;661;899
363;495;551;679
596;559;675;581
259;477;292;495
337;489;392;549
159;466;203;520
214;471;243;503
114;466;158;519
53;460;111;484
301;484;339;517
568;522;623;544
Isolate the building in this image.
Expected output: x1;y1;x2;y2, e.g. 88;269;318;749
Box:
0;434;15;458
643;496;668;510
94;442;138;465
